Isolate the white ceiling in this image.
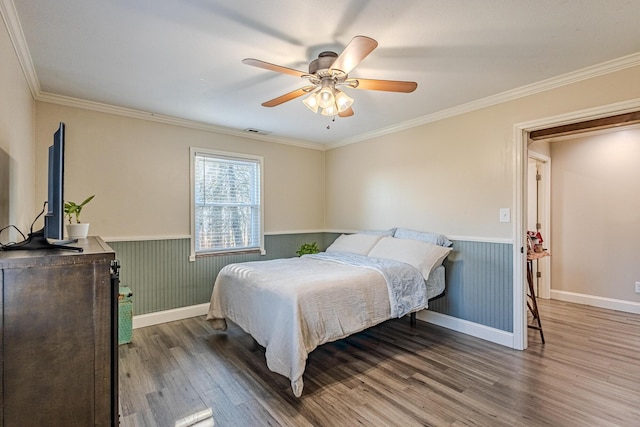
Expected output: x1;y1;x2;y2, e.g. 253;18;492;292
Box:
9;0;640;147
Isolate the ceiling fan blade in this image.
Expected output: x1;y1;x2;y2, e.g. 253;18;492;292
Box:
330;36;378;74
338;107;354;118
261;87;310;107
350;78;417;93
242;58;307;78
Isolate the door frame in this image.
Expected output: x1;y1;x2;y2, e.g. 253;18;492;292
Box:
512;98;640;350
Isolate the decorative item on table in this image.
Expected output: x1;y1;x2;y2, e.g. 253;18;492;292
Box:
526;231;544;254
64;195;95;239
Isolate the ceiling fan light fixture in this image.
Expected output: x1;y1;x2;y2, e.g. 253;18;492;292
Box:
244;36;417;119
317;79;336;109
335;90;354;113
302;93;319;113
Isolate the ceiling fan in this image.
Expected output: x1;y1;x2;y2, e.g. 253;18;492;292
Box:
243;36;417;118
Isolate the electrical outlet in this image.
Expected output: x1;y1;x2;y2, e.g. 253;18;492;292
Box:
636;282;640;294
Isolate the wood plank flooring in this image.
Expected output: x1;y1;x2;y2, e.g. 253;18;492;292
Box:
119;299;640;426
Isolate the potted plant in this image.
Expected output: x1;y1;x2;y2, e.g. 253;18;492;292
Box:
296;242;320;256
64;195;95;239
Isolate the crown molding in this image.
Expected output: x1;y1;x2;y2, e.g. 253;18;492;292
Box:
35;91;325;151
0;0;40;98
327;51;640;150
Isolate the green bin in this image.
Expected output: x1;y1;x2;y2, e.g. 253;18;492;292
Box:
118;287;133;345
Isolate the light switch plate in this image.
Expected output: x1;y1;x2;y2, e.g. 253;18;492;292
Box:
499;208;511;223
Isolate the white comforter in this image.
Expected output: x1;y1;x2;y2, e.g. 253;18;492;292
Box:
206;252;428;397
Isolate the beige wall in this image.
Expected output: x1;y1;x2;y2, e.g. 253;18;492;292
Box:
35;103;325;239
550;127;640;302
0;15;35;241
326;65;640;240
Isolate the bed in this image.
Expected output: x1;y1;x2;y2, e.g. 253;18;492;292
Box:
206;228;452;396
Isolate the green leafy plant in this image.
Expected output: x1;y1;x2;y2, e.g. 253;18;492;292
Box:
64;195;95;224
296;242;320;256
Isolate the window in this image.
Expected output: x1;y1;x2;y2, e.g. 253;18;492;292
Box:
190;148;264;260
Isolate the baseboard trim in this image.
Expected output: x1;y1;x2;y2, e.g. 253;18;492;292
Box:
550;290;640;314
417;310;515;348
133;303;210;329
131;303;516;349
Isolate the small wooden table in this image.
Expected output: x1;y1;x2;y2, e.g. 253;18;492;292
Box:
527;251;548;344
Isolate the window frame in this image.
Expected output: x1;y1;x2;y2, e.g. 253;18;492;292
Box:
189;147;265;261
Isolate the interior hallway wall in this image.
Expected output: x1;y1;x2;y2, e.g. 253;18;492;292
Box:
550;127;640;303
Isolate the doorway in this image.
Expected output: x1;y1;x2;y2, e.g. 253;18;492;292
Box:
513;99;640;350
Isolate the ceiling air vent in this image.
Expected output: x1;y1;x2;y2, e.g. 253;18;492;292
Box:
244;128;271;135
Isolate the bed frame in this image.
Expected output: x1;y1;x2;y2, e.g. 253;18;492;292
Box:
409;290;446;327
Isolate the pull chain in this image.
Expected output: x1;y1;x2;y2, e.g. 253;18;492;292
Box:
326;116;336;129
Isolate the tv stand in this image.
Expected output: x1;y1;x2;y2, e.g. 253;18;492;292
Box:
0;236;118;425
0;228;82;252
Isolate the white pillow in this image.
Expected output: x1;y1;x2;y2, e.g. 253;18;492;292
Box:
368;236;452;280
358;228;396;237
394;227;453;247
325;233;383;256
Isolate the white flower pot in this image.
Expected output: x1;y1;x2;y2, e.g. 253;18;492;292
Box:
66;223;90;239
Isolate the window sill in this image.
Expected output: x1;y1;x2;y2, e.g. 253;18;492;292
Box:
189;248;265;262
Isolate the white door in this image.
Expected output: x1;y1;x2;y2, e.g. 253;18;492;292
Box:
527;152;551;299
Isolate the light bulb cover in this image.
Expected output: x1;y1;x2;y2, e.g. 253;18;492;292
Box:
334;90;354;113
321;104;337;116
302;93;318;113
317;79;336;109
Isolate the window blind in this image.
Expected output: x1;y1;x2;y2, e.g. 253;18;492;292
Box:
193;151;262;254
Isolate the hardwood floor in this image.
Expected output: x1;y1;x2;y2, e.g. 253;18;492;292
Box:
119;300;640;426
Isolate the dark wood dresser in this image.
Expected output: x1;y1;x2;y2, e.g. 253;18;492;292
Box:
0;236;118;426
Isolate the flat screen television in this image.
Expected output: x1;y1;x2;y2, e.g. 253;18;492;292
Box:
44;122;65;240
1;122;82;252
